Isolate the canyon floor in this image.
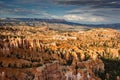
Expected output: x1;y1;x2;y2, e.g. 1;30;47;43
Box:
0;26;120;80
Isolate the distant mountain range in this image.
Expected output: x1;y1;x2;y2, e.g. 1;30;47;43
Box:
0;18;120;29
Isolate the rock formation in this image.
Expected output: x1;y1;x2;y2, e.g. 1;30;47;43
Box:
0;26;120;80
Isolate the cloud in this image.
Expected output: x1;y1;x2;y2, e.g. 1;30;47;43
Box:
0;0;49;18
67;7;120;17
0;0;51;17
63;14;106;22
48;13;107;23
0;0;120;24
12;0;44;4
54;0;120;8
0;8;34;15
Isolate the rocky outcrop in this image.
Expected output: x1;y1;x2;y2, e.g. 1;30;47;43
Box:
0;26;120;80
34;61;63;80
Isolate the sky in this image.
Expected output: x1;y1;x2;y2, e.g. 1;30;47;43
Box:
0;0;120;24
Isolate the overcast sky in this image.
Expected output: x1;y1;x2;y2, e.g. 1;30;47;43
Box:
0;0;120;24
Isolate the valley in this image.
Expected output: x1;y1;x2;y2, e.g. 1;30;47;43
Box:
0;25;119;80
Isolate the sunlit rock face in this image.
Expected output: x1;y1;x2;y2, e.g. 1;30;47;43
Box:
34;61;63;80
34;60;104;80
0;26;120;80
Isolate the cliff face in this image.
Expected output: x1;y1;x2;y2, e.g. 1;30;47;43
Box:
0;26;120;80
